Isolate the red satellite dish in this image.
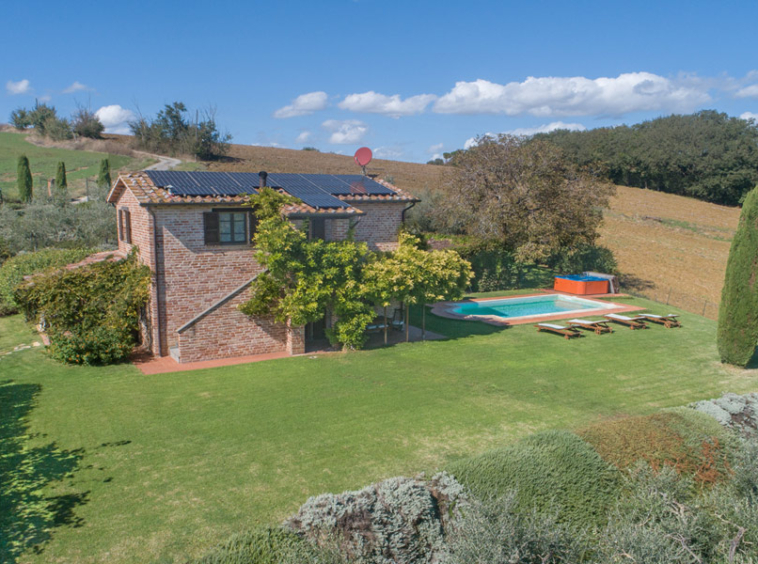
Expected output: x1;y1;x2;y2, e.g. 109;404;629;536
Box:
354;147;373;167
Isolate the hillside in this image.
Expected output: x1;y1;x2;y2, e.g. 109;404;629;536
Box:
0;131;151;201
90;136;744;317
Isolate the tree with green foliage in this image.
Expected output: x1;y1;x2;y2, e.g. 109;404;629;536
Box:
368;233;472;339
98;158;112;189
55;161;68;194
71;106;104;139
16;155;32;203
717;186;758;366
129;102;231;160
240;188;375;349
440;135;613;263
536;110;758;206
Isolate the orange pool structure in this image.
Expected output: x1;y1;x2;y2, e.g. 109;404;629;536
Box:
554;275;609;295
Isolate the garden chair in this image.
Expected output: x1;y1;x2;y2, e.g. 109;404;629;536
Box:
390;308;405;332
639;313;681;328
603;313;648;329
535;323;582;339
568;319;614;334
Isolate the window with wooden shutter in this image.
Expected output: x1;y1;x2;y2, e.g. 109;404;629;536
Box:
124;209;132;244
204;211;220;244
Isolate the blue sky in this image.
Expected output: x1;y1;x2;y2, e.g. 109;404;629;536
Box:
3;0;758;163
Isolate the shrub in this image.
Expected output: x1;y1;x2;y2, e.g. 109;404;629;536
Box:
690;392;758;439
71;107;104;139
445;492;588;564
717;186;758;366
285;472;467;564
0;248;95;315
48;326;134;365
579;408;737;485
547;243;618;275
446;430;620;529
14;251;151;365
191;527;344;564
596;465;723;564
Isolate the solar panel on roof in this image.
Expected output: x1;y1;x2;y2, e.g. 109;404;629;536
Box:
143;171;394;203
145;170;258;196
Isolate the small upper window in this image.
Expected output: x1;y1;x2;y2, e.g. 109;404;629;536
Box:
220;212;247;244
204;210;254;245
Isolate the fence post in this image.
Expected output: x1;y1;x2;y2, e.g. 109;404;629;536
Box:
702;301;708;317
666;288;672;305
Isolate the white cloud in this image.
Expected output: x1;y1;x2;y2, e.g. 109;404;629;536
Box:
63;81;91;94
508;121;586;136
338;91;436;117
273;91;328;118
38;94;52;103
741;112;758;122
434;72;710;117
95;104;135;134
464;133;495;150
736;84;758;98
427;142;444;154
296;131;312;143
373;146;404;159
322;119;368;144
6;79;31;95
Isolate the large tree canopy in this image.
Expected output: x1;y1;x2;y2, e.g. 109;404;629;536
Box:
440;135;613;262
536;110;758;206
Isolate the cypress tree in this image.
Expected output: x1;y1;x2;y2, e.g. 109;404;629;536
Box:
55;161;68;193
17;155;33;203
98;158;112;188
717;186;758;366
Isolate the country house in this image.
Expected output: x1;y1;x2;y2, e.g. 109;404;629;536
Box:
107;170;417;363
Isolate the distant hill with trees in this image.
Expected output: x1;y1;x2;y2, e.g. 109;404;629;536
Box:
534;110;758;206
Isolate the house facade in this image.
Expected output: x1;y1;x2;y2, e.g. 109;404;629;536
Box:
107;170;416;363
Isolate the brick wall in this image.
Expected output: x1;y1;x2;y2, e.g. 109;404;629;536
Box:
153;205;264;356
177;288;288;362
352;202;407;251
114;185;159;351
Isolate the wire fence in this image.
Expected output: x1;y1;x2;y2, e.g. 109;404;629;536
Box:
626;286;719;320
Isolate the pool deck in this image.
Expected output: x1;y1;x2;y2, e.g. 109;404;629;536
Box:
430;290;645;327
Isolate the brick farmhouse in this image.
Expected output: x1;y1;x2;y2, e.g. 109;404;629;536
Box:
107;170;417;363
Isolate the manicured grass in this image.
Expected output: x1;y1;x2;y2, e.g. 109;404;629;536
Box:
2;296;758;563
0;132;136;200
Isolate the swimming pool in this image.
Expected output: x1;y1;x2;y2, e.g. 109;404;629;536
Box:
446;294;620;322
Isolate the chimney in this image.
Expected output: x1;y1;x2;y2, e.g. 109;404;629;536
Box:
258;171;268;189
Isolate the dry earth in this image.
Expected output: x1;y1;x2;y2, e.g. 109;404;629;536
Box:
104;137;739;319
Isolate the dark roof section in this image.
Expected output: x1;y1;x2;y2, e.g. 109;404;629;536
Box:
146;171;259;197
145;171;398;210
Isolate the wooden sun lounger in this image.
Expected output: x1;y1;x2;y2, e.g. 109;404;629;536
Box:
639;314;681;328
603;313;648;329
535;323;582;339
568;319;614;334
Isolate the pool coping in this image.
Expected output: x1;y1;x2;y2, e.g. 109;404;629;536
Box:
430;290;646;327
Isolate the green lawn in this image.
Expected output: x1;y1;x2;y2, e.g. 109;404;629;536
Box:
2;297;757;563
0;132;142;201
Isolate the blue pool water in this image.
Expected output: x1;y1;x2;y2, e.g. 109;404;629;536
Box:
555;274;607;282
451;294;607;319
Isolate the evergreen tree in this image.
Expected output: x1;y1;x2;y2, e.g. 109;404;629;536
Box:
98;158;112;188
717;186;758;366
17;156;33;203
55;162;68;194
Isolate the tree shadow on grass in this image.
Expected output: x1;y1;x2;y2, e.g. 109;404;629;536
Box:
0;379;88;563
745;348;758;370
407;305;508;341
